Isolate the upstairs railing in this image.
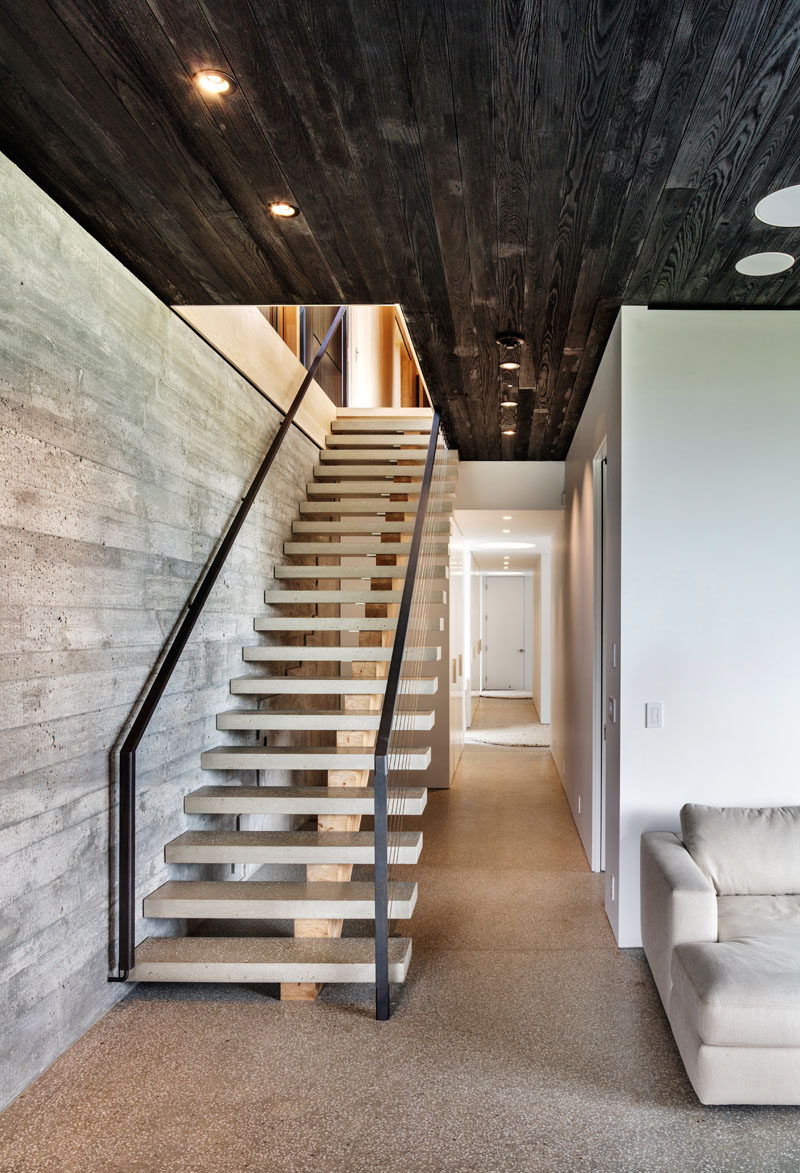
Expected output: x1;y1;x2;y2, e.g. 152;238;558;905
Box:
113;306;347;979
373;409;449;1019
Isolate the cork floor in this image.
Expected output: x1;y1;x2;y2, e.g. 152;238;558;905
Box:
1;699;799;1172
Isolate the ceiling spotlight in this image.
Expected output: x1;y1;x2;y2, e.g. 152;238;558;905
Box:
194;69;236;95
755;184;800;227
502;428;516;435
500;399;517;408
502;515;512;520
269;201;300;218
735;251;794;276
502;529;511;534
497;332;524;371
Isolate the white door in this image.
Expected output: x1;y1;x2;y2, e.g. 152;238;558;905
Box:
483;575;526;690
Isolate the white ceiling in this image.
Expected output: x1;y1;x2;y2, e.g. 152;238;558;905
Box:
454;509;564;572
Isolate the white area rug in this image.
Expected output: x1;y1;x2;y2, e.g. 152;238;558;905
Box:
466;722;551;748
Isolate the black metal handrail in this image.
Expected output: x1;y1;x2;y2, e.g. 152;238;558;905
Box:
113;306;347;978
372;407;442;1019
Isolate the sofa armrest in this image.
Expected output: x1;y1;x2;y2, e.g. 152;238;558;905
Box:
641;831;717;1013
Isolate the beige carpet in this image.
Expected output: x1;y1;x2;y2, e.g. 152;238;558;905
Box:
466;721;551;747
467;694;551;747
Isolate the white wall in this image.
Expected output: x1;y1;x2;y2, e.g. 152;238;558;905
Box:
468;552;481;723
557;306;800;947
533;560;542;712
551;319;622;905
615;307;800;944
449;518;467;778
539;553;553;723
456;461;564;510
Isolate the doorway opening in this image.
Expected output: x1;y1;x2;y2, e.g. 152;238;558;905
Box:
464;569;549;749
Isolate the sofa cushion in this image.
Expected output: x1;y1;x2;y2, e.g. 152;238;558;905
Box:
672;936;800;1047
680;804;800;895
717;895;800;942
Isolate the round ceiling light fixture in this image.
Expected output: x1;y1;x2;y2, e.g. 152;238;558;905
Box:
755;184;800;227
194;69;236;95
735;251;794;276
269;201;300;218
497;332;524;371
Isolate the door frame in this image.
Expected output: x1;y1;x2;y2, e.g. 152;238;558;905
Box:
591;439;608;874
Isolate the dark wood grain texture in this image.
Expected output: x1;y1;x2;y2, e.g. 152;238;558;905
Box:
1;0;799;458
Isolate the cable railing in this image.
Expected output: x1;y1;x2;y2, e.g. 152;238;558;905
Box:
373;409;449;1019
112;306;347;979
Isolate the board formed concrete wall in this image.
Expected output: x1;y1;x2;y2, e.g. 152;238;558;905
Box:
0;154;320;1109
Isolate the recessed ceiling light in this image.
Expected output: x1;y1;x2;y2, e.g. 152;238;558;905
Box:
497;331;524;372
269;201;300;218
755;184;800;227
501;515;512;520
502;428;516;435
194;69;236;95
735;251;794;276
502;529;511;534
500;399;517;407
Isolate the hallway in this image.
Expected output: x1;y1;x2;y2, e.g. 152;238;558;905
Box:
1;743;796;1172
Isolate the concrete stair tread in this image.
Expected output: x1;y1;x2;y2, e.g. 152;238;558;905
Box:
263;589;446;604
315;463;426;477
306;481;455;496
165;828;423;864
130;936;412;982
326;432;431;445
298;499;452;514
318;451;428;463
253;616;444;632
254;616;399;630
241;646;440;661
292;519;449;533
284;541;447;554
331;420;431;433
143;880;418;919
274;565;446;578
285;539;409;554
229;675;438;695
200;744;431;770
185;784;428;814
216;709;435;730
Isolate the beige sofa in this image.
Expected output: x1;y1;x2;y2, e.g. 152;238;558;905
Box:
641;804;800;1105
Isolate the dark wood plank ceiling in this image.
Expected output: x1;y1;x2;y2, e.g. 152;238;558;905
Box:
1;0;800;458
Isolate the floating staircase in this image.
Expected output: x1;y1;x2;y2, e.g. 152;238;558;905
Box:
129;407;452;996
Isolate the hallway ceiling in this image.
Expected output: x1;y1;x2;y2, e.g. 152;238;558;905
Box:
455;509;561;571
1;1;800;459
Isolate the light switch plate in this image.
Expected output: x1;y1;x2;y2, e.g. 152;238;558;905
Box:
646;702;663;729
